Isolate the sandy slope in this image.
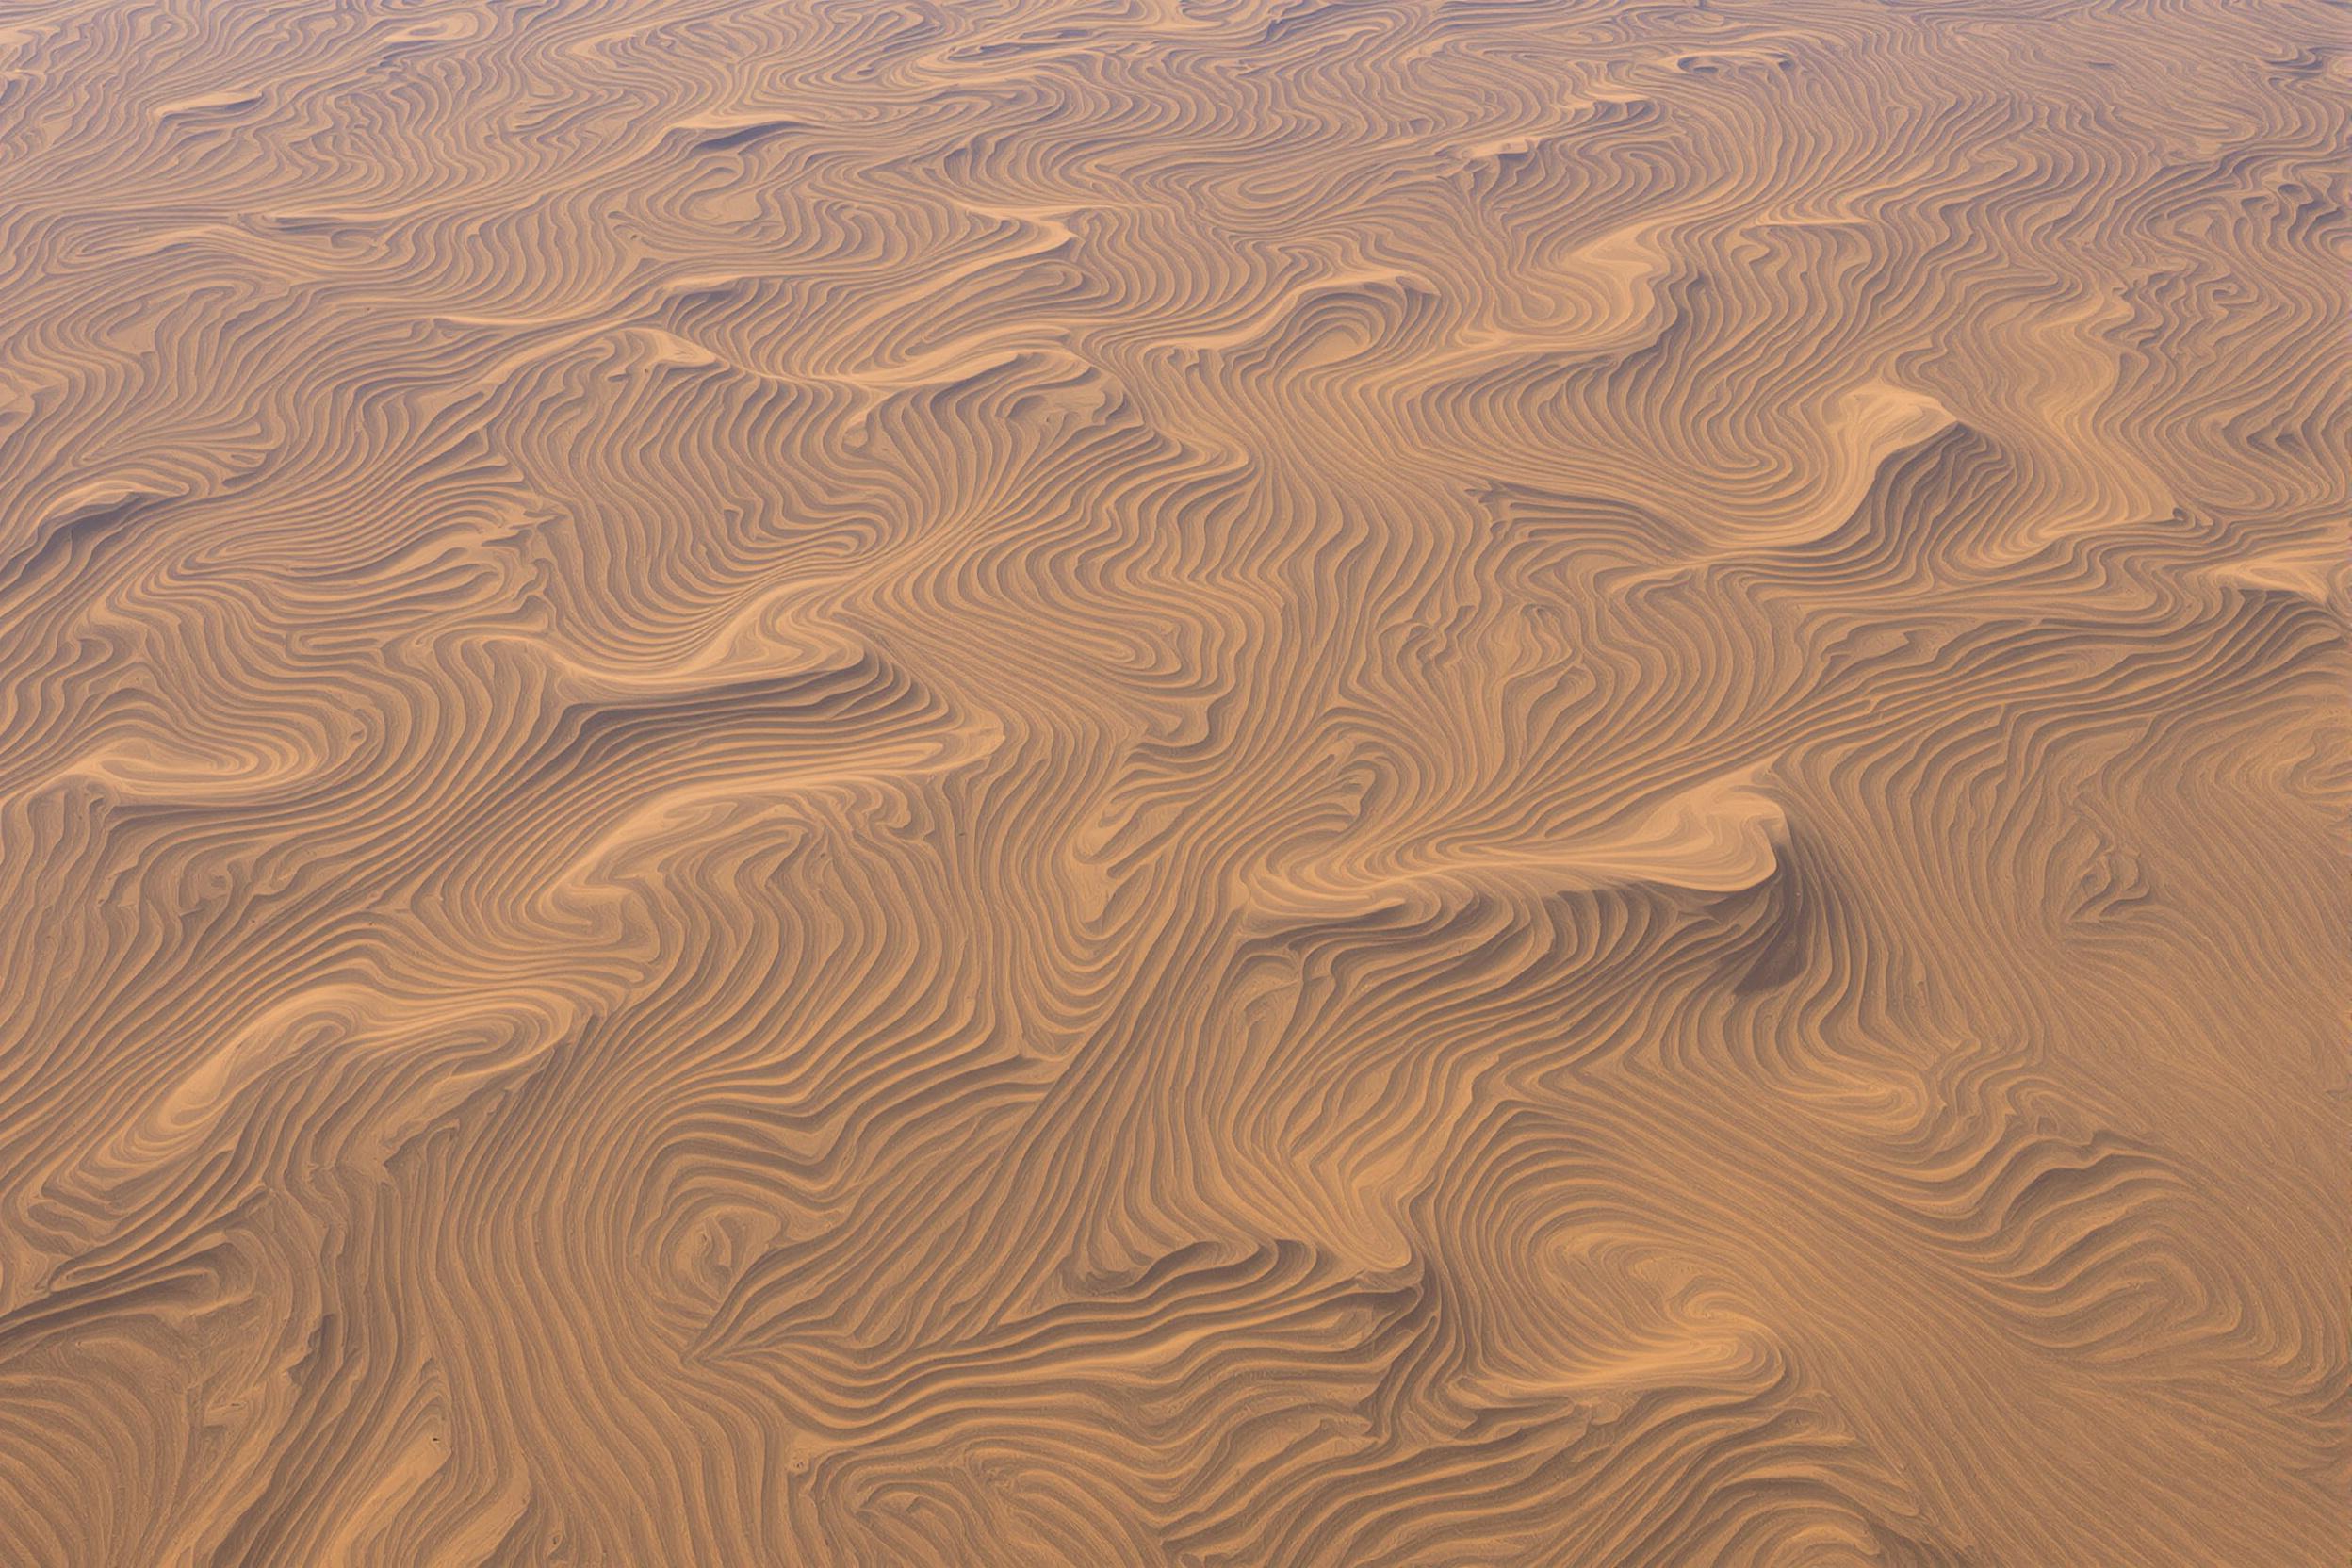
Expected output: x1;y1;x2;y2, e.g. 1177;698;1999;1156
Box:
0;0;2344;1562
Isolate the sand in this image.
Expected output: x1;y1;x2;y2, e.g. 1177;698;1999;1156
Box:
0;0;2344;1563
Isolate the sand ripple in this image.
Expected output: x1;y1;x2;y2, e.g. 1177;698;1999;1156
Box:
0;0;2344;1562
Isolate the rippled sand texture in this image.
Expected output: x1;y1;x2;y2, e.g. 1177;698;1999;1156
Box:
2;0;2347;1562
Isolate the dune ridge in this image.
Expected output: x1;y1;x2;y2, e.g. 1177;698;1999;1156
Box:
0;0;2345;1563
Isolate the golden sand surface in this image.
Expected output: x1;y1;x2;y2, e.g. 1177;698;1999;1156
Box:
0;1;2345;1563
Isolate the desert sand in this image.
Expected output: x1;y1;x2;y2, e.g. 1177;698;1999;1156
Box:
0;0;2344;1563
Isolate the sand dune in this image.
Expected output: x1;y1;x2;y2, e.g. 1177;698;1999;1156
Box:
0;0;2345;1563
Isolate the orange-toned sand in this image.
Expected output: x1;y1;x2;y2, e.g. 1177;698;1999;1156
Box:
0;2;2344;1563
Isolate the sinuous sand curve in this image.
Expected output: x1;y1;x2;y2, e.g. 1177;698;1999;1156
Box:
0;1;2345;1563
